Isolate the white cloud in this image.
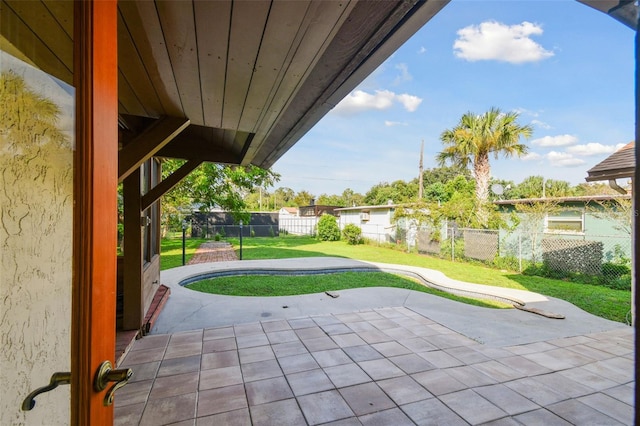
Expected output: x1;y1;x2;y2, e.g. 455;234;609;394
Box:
418;46;427;54
332;90;422;115
384;120;408;127
393;63;412;85
531;119;551;129
521;152;542;161
454;21;554;64
566;142;626;156
531;134;578;147
396;93;422;112
546;151;585;167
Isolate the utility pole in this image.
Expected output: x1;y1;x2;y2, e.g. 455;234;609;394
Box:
418;139;424;199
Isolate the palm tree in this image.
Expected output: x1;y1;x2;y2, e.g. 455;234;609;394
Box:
436;107;532;226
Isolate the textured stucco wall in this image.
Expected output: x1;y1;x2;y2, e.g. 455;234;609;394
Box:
1;53;72;425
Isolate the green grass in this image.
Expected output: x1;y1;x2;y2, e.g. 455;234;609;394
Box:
222;236;631;324
186;271;512;309
160;237;208;270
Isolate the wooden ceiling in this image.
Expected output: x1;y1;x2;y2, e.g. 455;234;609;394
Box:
1;0;448;169
2;1;632;170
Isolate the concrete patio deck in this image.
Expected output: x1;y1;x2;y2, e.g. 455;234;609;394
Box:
114;258;634;425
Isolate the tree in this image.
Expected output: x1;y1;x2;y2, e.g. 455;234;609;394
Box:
161;160;279;232
293;190;315;206
364;180;417;205
512;176;574;199
437;107;532;226
316;214;340;241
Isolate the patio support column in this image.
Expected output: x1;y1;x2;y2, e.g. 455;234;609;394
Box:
123;168;144;331
633;15;639;426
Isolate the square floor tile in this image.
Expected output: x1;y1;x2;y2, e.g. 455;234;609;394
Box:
150;372;198;400
358;330;393;344
377;376;432;405
312;315;342;326
339;382;395;416
157;354;201;377
239;345;275;364
131;334;170;351
321;323;353;335
547;399;624;425
125;361;160;383
439;389;507;424
250;398;307;426
578;392;633;425
312;348;352;367
245;376;294;406
169;330;203;345
114;402;145;426
201;350;239;370
358;359;405;380
359;408;415;426
513;409;572;426
382;327;417;341
295;327;327;340
474;384;540;415
114;379;152;407
388;354;435;374
504;377;566;406
196;408;251;426
298;390;354;425
140;392;196;425
287;368;335;396
261;320;292;332
236;333;269;349
202;337;237;353
266;330;299;344
203;326;235;341
324;363;372;388
397;337;437;353
343;345;383;362
401;397;467;425
241;359;282;382
331;333;367;348
416;350;463;368
234;323;264;336
280;353;319;374
445;365;497;387
199;365;243;390
288;318;318;329
411;369;467;396
371;341;411;357
164;342;203;359
197;384;247;418
272;341;308;358
302;336;339;352
122;347;165;365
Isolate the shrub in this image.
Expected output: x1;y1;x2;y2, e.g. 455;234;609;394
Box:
269;226;275;237
342;224;362;245
317;214;340;241
214;233;221;241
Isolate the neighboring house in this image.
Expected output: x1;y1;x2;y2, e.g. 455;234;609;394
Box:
336;203;399;243
278;207;299;217
495;195;633;267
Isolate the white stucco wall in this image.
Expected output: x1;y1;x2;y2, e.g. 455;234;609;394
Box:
1;53;72;425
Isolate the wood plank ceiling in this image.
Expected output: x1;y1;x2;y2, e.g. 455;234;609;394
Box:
1;0;447;168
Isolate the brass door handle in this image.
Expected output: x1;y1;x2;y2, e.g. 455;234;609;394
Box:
22;372;71;411
94;361;133;406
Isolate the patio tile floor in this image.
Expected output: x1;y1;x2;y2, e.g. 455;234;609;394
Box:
116;307;633;425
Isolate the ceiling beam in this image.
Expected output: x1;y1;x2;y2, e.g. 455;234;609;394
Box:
141;159;203;211
118;116;190;182
156;132;242;164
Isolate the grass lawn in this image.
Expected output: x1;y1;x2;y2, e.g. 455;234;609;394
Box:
218;236;631;324
186;271;512;309
160;237;208;270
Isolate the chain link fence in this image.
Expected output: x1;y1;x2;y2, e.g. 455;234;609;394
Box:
408;224;631;290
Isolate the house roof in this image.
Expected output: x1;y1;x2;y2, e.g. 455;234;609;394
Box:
0;0;448;170
335;204;400;212
494;194;632;205
585;141;635;182
280;207;299;214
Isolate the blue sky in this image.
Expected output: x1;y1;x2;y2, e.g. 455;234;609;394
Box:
272;0;635;196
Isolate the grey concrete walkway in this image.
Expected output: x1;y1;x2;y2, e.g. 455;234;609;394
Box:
114;258;634;425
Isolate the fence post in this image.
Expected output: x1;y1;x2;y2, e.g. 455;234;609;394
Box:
518;233;522;273
451;229;455;262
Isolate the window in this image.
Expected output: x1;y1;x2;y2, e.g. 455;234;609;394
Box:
544;209;584;234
